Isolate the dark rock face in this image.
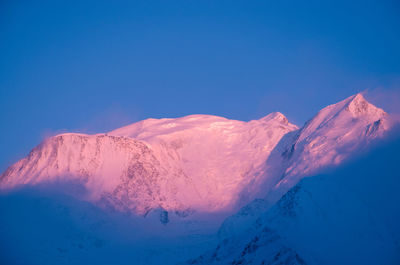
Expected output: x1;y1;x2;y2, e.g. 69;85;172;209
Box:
365;119;382;137
160;210;169;225
275;184;301;218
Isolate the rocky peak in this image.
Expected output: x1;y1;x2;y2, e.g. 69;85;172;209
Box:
345;93;386;118
260;112;290;125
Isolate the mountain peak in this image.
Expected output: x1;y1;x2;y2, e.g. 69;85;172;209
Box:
344;93;385;117
352;92;366;101
260;112;290;125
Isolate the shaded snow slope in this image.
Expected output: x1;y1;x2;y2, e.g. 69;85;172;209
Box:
187;224;307;265
0;187;216;265
198;132;400;265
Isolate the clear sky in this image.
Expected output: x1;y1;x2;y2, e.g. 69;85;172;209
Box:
1;0;399;171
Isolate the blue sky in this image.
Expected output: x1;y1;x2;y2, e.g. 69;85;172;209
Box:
1;0;399;171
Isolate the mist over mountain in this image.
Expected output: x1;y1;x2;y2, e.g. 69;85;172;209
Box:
0;94;399;265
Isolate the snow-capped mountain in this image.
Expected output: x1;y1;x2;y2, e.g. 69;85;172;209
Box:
219;93;392;238
272;93;389;190
0;94;393;218
0;112;297;215
240;93;391;207
0;93;398;265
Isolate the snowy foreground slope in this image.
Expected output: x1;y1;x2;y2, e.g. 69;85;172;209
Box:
191;132;400;265
0;93;398;265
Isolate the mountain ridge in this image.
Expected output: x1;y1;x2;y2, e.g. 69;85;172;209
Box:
0;94;394;218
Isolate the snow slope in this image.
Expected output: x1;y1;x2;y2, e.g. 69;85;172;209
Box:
0;187;217;265
193;132;400;265
276;93;389;187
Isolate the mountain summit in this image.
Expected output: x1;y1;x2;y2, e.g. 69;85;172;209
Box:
282;93;388;174
346;93;385;117
0;94;393;217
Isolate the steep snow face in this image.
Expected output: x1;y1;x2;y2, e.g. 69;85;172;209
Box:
0;113;297;214
0;134;196;214
271;93;390;194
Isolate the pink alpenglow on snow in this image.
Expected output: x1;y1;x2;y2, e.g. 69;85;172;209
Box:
0;94;394;217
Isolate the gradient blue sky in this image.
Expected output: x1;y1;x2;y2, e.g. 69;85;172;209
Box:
1;0;400;171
